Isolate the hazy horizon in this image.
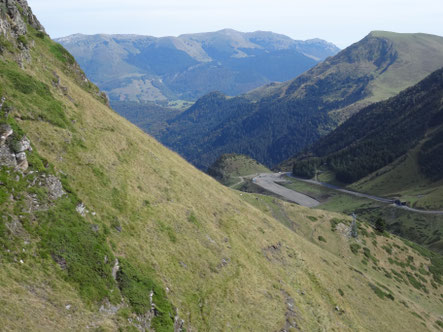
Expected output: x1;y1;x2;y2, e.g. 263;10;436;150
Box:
28;0;443;48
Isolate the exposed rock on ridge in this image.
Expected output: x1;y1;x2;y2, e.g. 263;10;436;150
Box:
0;0;44;38
0;122;32;171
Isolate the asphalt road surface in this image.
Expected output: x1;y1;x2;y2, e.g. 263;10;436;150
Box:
252;173;320;208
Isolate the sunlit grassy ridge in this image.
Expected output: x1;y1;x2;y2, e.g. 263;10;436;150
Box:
0;3;441;331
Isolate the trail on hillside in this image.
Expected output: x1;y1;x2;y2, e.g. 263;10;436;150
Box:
229;176;245;188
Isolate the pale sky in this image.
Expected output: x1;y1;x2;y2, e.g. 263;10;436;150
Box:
28;0;443;48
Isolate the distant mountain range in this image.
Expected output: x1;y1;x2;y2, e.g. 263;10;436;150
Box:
156;31;443;169
56;29;339;103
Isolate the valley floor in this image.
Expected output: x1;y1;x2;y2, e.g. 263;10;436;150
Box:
253;172;443;215
244;172;443;255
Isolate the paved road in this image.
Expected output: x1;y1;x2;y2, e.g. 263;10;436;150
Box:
252;173;320;208
285;173;443;215
287;173;395;204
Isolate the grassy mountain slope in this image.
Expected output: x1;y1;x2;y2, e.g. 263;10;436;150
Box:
158;32;443;170
0;2;441;331
207;153;270;186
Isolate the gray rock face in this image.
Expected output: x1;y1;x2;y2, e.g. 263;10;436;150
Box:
12;136;31;153
0;142;17;167
16;0;45;31
45;175;65;200
0;0;44;38
14;137;32;171
0;124;13;142
0;0;44;68
15;151;27;171
76;203;86;216
0;122;33;172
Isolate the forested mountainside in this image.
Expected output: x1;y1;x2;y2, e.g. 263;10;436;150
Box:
57;30;339;103
288;67;443;184
157;32;443;170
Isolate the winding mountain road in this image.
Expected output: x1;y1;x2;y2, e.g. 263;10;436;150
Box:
287;173;395;204
252;172;443;215
286;173;443;215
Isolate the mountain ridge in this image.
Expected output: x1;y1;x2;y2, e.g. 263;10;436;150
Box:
56;29;340;103
156;31;443;170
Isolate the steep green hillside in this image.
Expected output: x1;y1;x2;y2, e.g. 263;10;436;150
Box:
0;2;441;331
158;32;443;169
57;30;339;104
207;153;270;186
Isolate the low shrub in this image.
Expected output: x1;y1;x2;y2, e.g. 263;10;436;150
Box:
350;243;361;254
368;283;394;300
318;235;327;242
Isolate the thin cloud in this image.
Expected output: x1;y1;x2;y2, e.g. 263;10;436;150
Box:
28;0;443;47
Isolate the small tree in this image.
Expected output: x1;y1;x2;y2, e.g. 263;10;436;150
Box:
375;217;386;233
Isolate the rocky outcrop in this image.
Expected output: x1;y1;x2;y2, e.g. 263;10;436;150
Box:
0;142;16;167
15;0;45;31
14;136;31;171
45;174;65;200
23;174;66;212
0;134;32;171
0;0;45;66
0;121;33;171
75;202;86;216
0;124;16;167
0;0;45;38
0;123;13;142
